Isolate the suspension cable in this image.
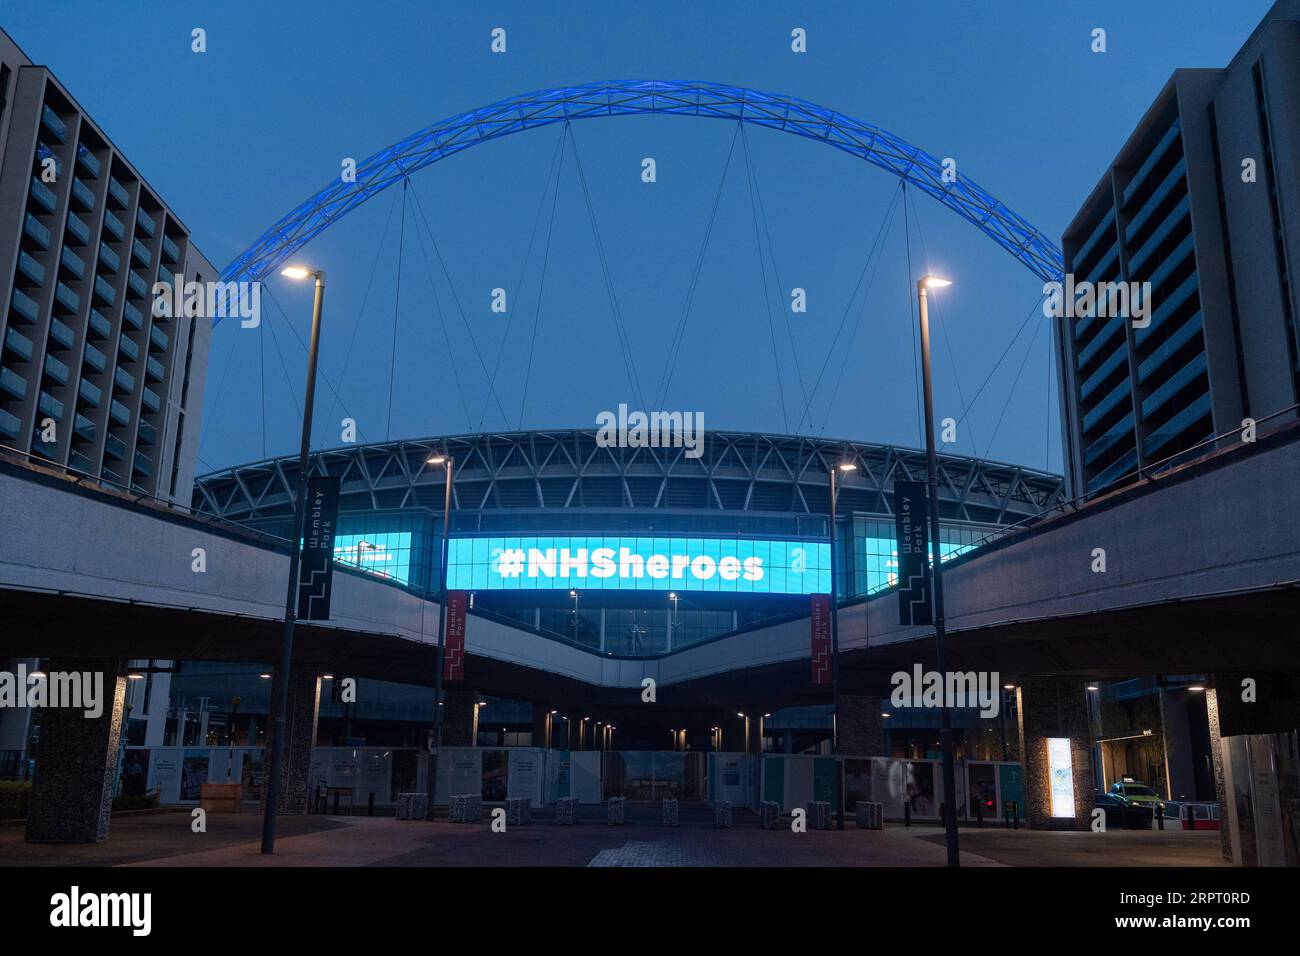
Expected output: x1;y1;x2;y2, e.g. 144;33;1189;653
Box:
741;123;811;428
385;179;408;441
517;122;570;429
565;122;648;411
480;123;568;431
793;181;903;434
655;121;743;410
740;125;790;432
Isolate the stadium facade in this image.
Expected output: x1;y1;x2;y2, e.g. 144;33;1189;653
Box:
180;429;1065;754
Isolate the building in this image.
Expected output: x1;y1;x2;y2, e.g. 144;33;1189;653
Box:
1057;0;1300;496
0;27;214;505
0;26;215;771
184;429;1065;753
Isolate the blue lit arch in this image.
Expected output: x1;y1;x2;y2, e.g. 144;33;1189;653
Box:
220;80;1064;304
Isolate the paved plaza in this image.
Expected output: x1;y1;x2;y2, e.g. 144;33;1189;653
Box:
0;810;1225;868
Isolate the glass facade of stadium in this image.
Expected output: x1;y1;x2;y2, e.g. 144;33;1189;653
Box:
193;430;1066;658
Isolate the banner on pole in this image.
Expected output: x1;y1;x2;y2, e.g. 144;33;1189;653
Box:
811;593;831;684
893;480;933;626
444;590;468;681
297;475;341;621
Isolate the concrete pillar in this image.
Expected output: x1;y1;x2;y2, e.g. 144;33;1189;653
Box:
1016;677;1094;831
26;659;127;843
262;667;320;815
531;703;552;749
837;695;884;755
441;683;477;746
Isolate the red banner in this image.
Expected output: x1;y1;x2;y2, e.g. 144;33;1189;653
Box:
810;593;831;685
444;590;467;681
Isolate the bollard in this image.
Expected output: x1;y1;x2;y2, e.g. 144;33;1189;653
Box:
368;792;375;817
1156;804;1164;830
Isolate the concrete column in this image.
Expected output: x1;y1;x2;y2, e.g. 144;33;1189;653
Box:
1016;677;1094;830
262;667;320;815
25;659;127;843
441;683;477;746
531;703;552;749
837;695;884;755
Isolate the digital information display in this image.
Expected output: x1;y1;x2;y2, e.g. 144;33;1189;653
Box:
333;532;413;584
445;535;831;594
1047;737;1076;818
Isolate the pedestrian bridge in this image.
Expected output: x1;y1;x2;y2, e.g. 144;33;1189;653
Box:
1;422;1296;706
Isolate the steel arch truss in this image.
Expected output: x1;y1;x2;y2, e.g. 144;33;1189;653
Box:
220;80;1065;295
193;429;1066;529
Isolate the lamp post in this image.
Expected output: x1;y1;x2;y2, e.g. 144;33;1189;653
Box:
424;452;453;819
828;458;855;830
261;265;325;856
916;274;960;866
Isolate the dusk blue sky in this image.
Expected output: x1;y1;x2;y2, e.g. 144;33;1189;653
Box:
3;0;1273;475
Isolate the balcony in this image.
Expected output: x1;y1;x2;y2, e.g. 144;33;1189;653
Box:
83;342;106;372
43;353;69;386
71;178;95;211
104;432;127;461
30;177;57;214
131;238;151;269
49;317;75;350
119;335;139;362
98;242;120;272
113;366;135;395
23;213;52;249
141;387;160;413
4;327;34;362
41;105;67;142
100;465;122;486
60;246;85;280
107;178;129;208
76;145;100;178
136;208;156;237
88;310;111;339
93;275;115;306
0;366;27;401
102;209;124;241
10;289;40;324
53;282;79;315
122;301;143;331
37;391;64;422
149;325;168;352
65;211;90;245
127;271;148;299
145;355;165;382
0;409;20;439
161;234;181;264
69;449;94;474
133;451;152;477
73;413;96;441
78;378;102;407
109;399;130;426
137;420;157;445
16;251;45;286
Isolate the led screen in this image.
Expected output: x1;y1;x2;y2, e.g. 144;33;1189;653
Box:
445;535;831;594
333;531;413;584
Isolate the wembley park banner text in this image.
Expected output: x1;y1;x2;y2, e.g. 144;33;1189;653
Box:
445;535;832;594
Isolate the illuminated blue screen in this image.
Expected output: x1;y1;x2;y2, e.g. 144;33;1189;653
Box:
445;535;831;594
333;531;413;584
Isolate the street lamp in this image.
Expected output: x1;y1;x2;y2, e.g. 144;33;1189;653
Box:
827;458;855;830
261;264;326;856
915;273;959;866
425;451;453;820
